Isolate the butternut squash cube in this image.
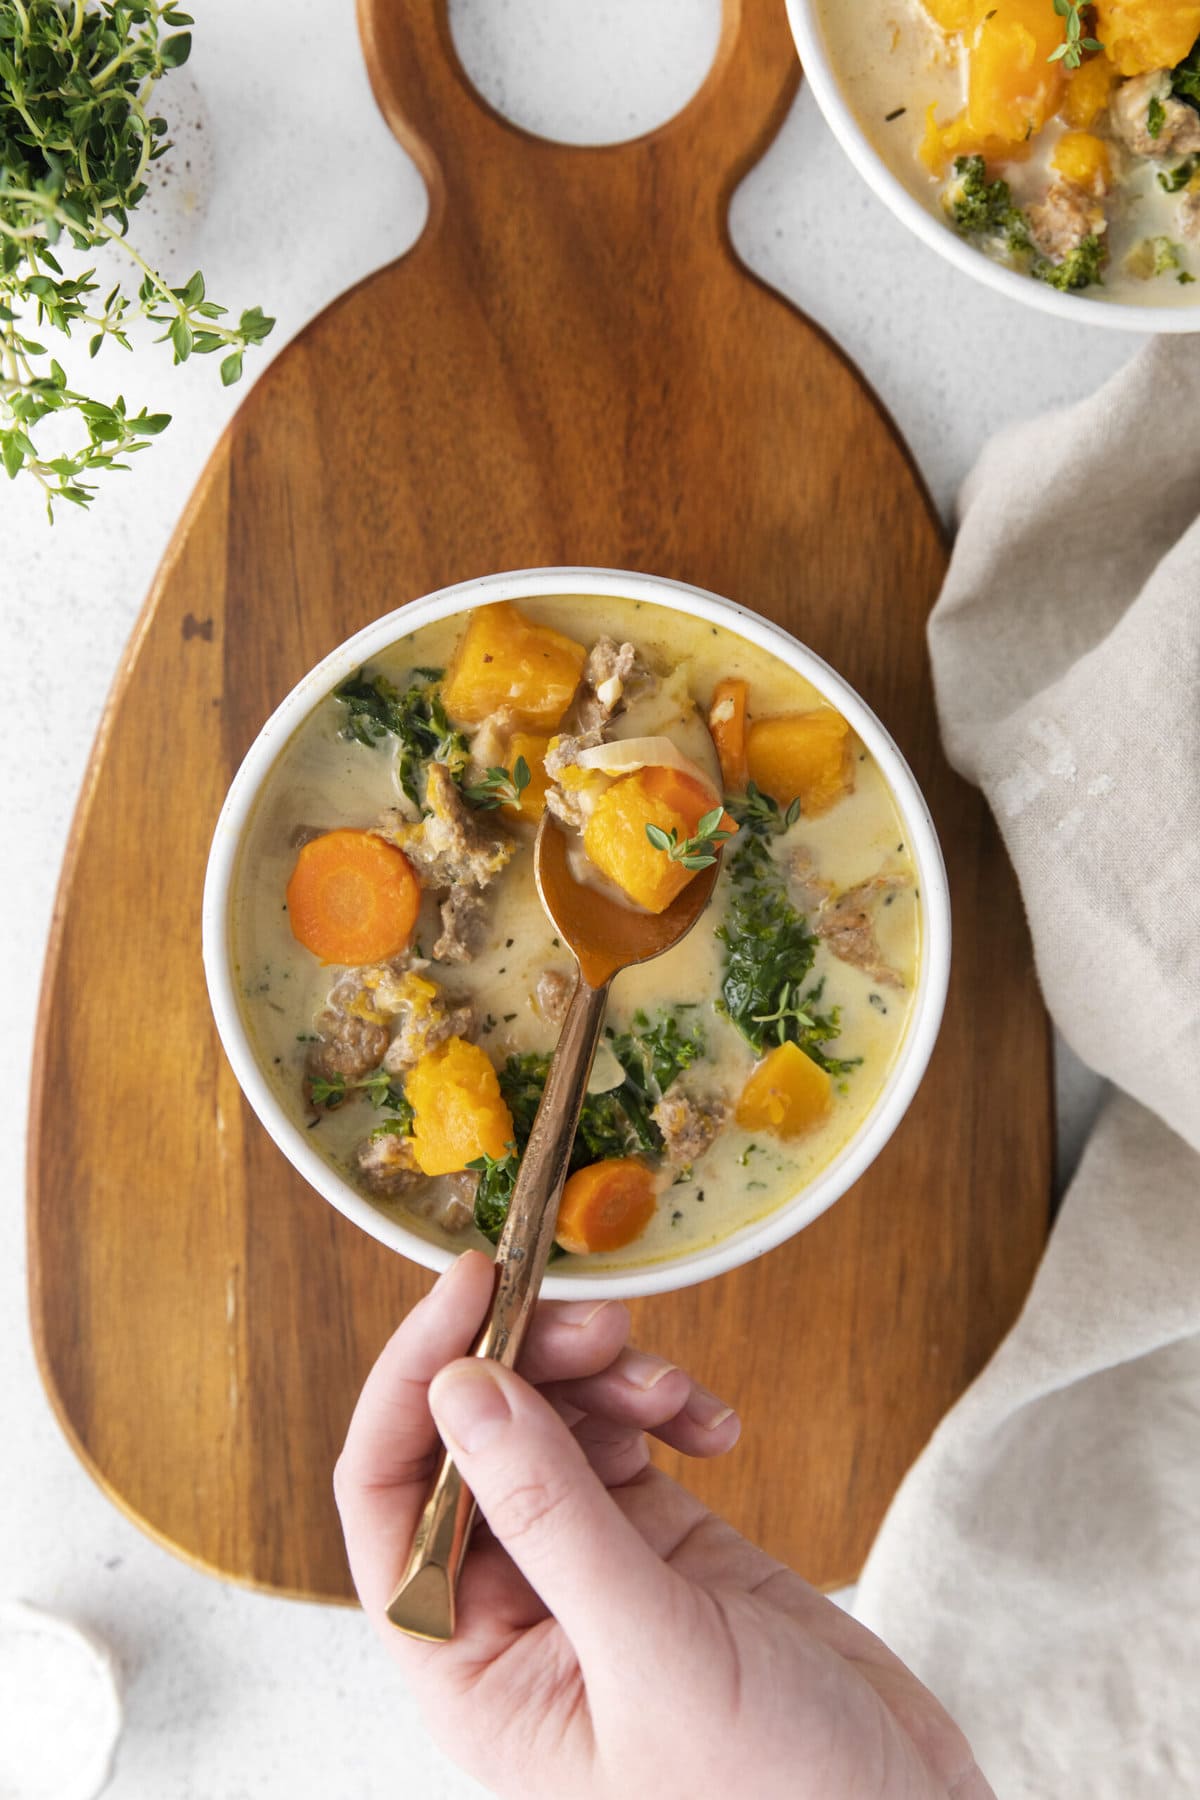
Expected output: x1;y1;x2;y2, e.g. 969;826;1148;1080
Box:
1052;129;1111;195
744;709;853;817
442;602;587;730
923;0;980;29
920;105;1031;174
1062;53;1118;128
1093;0;1200;77
922;0;1079;171
503;732;554;818
965;0;1066;146
736;1042;832;1140
582;765;734;914
407;1036;514;1176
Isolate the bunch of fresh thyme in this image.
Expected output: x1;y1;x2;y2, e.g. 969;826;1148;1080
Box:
1;0;273;517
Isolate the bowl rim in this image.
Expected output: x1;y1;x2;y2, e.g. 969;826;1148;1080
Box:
202;565;952;1300
785;0;1200;337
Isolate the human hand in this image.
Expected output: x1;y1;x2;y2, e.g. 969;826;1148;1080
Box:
336;1251;993;1800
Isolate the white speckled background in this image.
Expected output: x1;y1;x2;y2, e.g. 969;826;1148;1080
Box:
4;3;1121;1794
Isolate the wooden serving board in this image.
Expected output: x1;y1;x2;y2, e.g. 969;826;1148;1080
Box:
28;0;1052;1600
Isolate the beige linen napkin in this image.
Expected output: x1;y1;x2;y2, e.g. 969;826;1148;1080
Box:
854;339;1200;1798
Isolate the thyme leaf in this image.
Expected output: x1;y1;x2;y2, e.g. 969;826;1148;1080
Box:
1048;0;1103;71
310;1068;414;1123
463;755;532;811
645;804;736;871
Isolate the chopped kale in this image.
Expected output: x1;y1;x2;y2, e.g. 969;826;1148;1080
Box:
717;834;817;1046
1031;234;1106;292
1172;36;1200;110
333;667;470;808
1147;94;1167;141
576;1086;658;1162
947;155;1106;293
1159;156;1200;193
469;1148;521;1244
368;1117;415;1143
716;835;857;1075
947;155;1032;255
478;1008;708;1238
498;1052;551;1143
610;1009;707;1108
1125;235;1188;280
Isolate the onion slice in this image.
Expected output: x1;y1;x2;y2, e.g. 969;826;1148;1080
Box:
574;735;719;796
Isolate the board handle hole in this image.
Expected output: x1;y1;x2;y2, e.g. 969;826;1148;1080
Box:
447;0;723;146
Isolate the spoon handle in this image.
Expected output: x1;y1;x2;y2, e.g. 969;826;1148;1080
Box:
386;974;611;1641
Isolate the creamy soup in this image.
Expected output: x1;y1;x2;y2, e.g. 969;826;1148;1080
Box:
815;0;1200;305
231;596;921;1272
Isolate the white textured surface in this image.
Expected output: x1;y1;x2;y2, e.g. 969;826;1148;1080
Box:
3;3;1124;1795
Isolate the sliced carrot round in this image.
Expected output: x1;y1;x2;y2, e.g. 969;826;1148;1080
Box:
708;677;749;791
286;829;421;966
555;1157;658;1256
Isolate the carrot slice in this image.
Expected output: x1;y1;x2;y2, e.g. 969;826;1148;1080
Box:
708;677;749;791
286;829;421;966
555;1158;658;1256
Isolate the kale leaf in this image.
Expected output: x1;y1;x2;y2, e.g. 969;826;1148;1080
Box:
498;1052;552;1144
469;1148;522;1244
609;1010;706;1114
475;1010;708;1240
1031;234;1106;292
333;667;469;808
947;155;1106;293
1160;156;1200;193
947;156;1033;254
1172;36;1200;109
716;835;857;1075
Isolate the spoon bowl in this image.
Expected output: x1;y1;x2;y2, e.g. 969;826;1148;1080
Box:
535;809;721;987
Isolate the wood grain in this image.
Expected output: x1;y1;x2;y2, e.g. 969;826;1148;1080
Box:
27;0;1052;1601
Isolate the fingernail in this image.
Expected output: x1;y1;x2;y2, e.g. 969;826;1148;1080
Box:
553;1299;618;1329
684;1386;737;1432
429;1363;512;1453
620;1351;680;1392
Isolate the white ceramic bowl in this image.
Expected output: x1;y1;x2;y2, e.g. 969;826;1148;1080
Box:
202;567;951;1299
786;0;1200;335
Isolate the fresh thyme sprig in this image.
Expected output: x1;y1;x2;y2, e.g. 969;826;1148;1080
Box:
645;805;735;871
1048;0;1103;70
464;756;532;811
309;1068;412;1118
724;781;801;837
0;0;274;517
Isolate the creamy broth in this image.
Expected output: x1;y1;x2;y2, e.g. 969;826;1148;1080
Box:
231;596;920;1273
815;1;1200;307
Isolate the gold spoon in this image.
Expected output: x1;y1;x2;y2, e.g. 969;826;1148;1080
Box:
386;812;721;1641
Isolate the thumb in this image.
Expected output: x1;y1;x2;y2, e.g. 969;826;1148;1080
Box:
429;1357;676;1667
